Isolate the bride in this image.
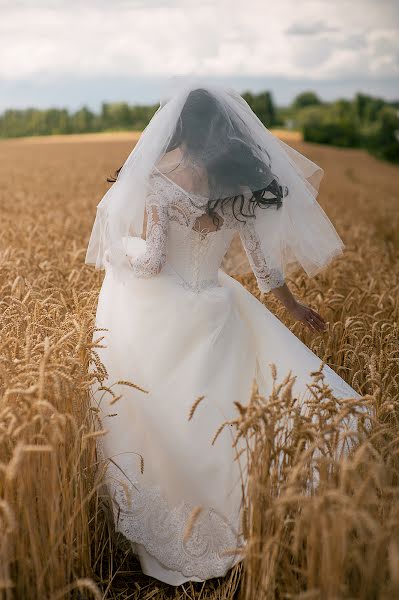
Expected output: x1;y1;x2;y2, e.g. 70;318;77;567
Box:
85;79;364;586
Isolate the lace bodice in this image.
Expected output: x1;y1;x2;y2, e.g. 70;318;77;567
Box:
129;171;285;293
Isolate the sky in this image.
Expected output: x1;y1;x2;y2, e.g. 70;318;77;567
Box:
1;0;398;111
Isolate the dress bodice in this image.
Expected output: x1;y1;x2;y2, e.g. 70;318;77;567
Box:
128;171;285;294
167;221;235;292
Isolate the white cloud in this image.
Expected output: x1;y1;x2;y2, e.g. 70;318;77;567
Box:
0;0;398;83
285;21;340;36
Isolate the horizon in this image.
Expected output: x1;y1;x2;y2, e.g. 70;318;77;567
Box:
1;74;398;114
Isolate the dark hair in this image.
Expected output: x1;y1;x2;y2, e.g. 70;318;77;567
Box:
107;88;288;224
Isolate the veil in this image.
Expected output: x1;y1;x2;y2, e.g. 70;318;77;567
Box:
85;76;344;281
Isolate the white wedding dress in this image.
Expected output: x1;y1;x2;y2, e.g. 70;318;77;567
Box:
91;168;363;586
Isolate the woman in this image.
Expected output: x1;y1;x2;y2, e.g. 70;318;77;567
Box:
86;80;363;586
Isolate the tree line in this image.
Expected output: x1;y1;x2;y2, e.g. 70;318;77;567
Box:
0;103;159;139
285;91;399;163
0;90;398;163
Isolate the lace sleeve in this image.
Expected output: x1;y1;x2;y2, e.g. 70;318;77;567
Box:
239;220;285;293
129;197;168;277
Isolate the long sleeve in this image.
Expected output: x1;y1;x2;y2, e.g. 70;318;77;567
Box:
239;220;285;293
129;197;168;277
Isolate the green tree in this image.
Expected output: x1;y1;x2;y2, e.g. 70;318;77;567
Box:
364;106;399;162
292;91;322;110
301;105;361;148
71;106;95;133
242;90;276;127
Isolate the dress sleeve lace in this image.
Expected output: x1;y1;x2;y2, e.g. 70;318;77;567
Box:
129;196;168;277
239;220;285;293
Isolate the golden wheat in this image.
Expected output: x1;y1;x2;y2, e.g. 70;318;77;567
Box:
0;133;398;599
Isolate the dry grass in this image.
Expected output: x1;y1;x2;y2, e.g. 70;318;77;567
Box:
0;132;398;599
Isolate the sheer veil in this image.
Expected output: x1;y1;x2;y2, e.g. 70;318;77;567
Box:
85;76;344;280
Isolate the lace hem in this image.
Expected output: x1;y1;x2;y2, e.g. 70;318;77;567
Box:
96;441;246;580
256;268;285;293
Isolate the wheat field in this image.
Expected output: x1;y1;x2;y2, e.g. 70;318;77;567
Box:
0;133;398;599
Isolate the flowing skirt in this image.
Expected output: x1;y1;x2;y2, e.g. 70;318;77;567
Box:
90;240;366;586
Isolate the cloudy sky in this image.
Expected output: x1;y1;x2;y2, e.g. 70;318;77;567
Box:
1;0;398;111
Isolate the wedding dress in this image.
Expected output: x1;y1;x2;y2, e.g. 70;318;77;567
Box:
86;80;366;586
90;166;364;586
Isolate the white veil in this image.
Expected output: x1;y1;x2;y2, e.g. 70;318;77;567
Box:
85;76;344;280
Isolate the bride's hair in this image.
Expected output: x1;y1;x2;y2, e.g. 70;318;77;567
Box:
164;88;287;222
107;88;288;223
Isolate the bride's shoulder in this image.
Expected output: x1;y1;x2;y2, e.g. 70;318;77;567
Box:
154;149;209;198
147;166;187;211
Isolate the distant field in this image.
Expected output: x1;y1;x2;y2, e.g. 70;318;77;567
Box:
0;132;398;599
1;127;302;145
3;129;143;145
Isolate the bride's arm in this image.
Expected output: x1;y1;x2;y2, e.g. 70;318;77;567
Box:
239;221;326;332
128;199;168;277
239;220;285;293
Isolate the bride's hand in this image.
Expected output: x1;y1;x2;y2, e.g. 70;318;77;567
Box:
287;300;327;332
271;283;327;332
